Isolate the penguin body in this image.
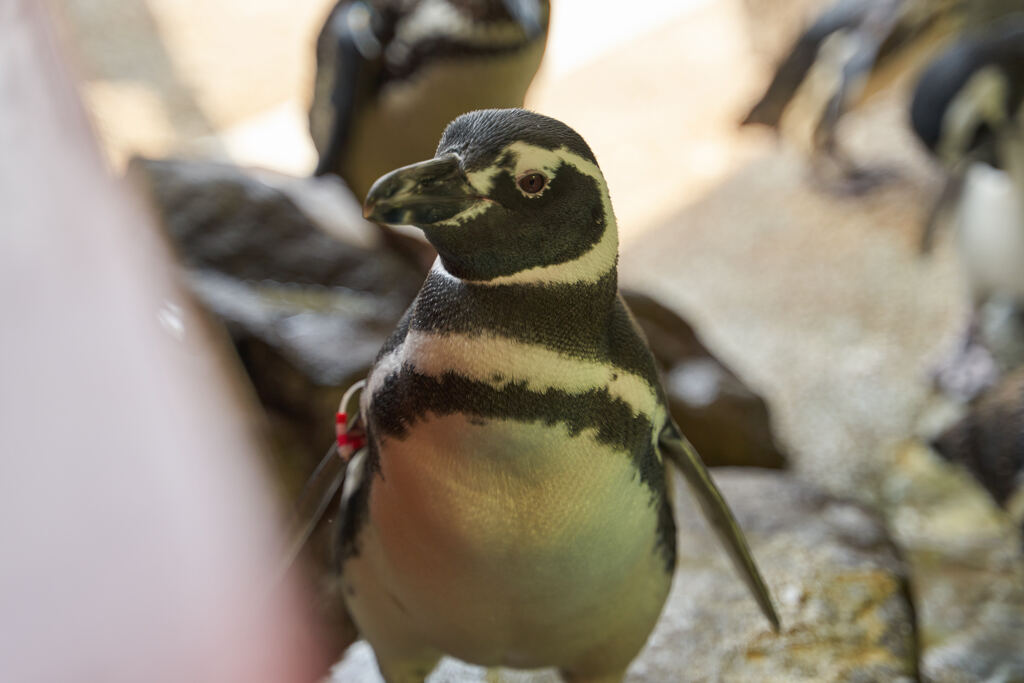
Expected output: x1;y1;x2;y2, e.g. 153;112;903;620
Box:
910;19;1024;395
955;161;1024;305
911;18;1024;297
310;0;549;199
331;109;777;681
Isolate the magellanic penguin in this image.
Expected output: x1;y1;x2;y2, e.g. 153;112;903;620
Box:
910;17;1024;398
741;0;1024;188
328;109;779;682
308;0;549;199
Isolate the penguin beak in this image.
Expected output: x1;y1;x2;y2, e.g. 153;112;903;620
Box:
363;154;483;227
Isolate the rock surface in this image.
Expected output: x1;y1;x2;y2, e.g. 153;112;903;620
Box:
625;291;787;469
883;442;1024;682
931;368;1024;522
637;469;917;683
331;470;917;682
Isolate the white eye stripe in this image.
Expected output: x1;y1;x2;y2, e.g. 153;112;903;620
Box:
507;142;562;178
448;141;619;287
466;166;502;194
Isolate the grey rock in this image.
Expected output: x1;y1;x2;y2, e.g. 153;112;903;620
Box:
331;470;917;682
638;469;917;683
931;367;1024;526
623;291;788;469
883;442;1024;683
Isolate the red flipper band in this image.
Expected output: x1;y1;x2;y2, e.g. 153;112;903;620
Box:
335;412;366;452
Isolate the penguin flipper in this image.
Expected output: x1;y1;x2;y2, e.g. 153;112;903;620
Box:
659;425;781;631
743;0;871;128
920;171;964;253
310;1;385;177
279;442;349;578
280;379;367;575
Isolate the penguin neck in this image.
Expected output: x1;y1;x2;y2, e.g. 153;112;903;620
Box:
431;212;621;288
415;259;620;352
430;255;619;304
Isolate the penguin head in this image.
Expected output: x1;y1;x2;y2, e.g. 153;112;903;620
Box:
387;0;550;71
450;0;548;39
910;20;1024;169
363;108;618;284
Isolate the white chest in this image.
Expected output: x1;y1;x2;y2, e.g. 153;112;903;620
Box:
353;414;668;667
956;162;1024;302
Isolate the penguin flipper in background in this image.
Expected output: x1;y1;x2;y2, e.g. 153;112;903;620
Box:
310;1;388;178
659;420;781;631
743;0;874;130
743;0;970;187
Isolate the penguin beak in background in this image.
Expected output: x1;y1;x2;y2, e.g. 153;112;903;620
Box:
502;0;544;40
363;154;483;228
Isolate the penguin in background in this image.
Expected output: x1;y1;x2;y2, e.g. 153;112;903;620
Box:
308;0;550;200
741;0;1024;191
316;109;779;682
910;17;1024;399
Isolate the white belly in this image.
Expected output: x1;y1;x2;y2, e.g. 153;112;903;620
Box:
342;414;671;671
956;162;1024;303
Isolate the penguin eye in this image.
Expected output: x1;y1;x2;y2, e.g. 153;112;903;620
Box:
517;172;547;195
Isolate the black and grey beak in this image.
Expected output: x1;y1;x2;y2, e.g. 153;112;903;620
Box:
503;0;545;40
363;154;481;227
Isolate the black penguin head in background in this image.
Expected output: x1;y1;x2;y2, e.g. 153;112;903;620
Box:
910;18;1024;169
363;108;618;283
456;0;548;39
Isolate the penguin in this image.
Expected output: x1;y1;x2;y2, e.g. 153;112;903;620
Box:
326;109;779;682
910;17;1024;399
741;0;1022;189
930;367;1024;534
308;0;549;200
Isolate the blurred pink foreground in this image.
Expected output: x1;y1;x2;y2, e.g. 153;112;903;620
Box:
0;2;326;681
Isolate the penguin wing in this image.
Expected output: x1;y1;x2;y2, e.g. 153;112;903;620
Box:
282;378;368;573
279;442;350;576
658;424;781;630
310;1;387;177
743;0;872;128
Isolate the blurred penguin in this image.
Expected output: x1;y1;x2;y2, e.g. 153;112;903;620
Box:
309;0;550;200
910;17;1024;399
931;367;1024;534
742;0;1023;190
